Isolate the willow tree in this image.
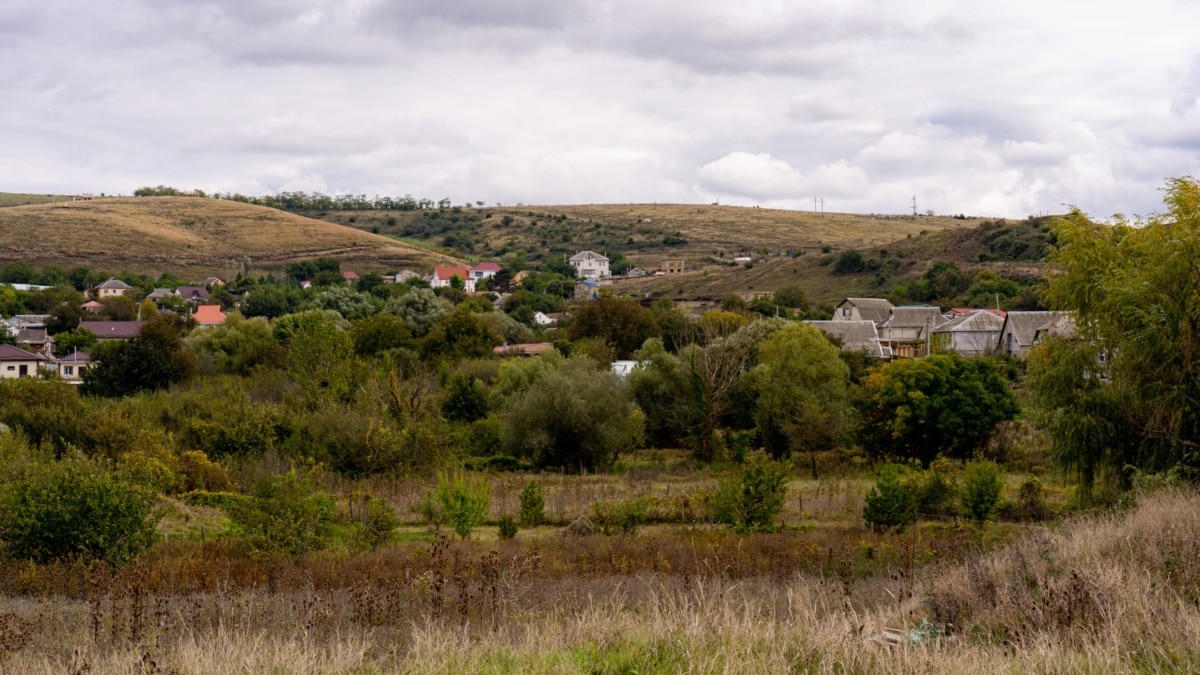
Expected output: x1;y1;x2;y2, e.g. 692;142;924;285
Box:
1030;177;1200;490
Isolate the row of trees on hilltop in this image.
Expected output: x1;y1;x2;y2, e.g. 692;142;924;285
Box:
133;186;456;211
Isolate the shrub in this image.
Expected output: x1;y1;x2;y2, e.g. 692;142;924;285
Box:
346;492;399;550
863;464;917;531
709;455;790;532
497;515;519;540
592;498;649;535
0;459;159;565
910;458;959;517
436;470;491;540
518;480;545;526
230;470;337;557
961;459;1003;523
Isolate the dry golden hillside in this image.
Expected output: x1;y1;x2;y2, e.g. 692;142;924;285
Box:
0;197;462;277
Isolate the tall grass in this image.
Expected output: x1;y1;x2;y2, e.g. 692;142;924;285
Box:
2;490;1199;672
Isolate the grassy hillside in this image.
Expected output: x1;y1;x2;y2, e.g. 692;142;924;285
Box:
0;191;73;207
308;203;985;268
0;197;463;278
614;216;1056;306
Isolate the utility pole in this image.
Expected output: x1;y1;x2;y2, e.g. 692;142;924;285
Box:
911;194;918;218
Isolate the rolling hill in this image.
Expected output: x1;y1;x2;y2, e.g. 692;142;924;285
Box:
309;203;987;270
0;196;463;278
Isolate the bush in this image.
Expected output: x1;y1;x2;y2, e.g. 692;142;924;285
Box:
961;459;1003;523
910;458;959;517
497;515;519;540
230;470;337;557
519;480;545;526
0;459;159;565
592;498;649;535
709;455;790;532
863;464;917;531
346;492;399;550
436;470;491;540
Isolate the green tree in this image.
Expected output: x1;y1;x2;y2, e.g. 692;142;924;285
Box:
421;306;501;362
708;455;790;532
567;296;659;359
960;459;1003;523
862;464;917;531
82;316;196;397
1029;178;1200;487
442;373;489;422
349;313;413;356
749;324;854;475
0;458;159;565
518;480;545;526
436;470;490;539
500;354;642;471
858;354;1018;465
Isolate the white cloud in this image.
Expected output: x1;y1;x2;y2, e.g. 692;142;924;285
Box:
0;0;1198;217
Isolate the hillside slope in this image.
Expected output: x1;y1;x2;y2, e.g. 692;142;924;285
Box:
0;197;462;277
614;216;1055;305
310;203;985;269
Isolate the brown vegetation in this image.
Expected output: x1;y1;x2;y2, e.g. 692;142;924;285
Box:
1;489;1197;672
0;197;462;278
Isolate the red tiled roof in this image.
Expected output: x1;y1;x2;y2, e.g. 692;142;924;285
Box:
193;305;226;325
435;266;470;280
472;262;502;272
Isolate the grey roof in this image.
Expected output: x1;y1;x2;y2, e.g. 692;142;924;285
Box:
16;328;50;345
883;306;947;329
5;314;50;329
1036;313;1077;341
95;278;132;290
936;310;1005;333
0;343;48;362
837;298;895;325
55;350;91;364
1002;311;1059;347
569;250;609;262
805;320;886;357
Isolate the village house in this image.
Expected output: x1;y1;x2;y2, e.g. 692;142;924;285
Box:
998;311;1062;358
878;306;946;359
470;262;502;281
664;260;686;275
202;277;224;288
832;298;895;327
0;343;48;379
431;266;476;292
175;286;210;303
933;310;1006;357
79;320;145;341
511;270;532;287
192;305;226;327
568;251;610;279
54;350;92;383
805;320;889;358
574;280;601;301
93;278;133;299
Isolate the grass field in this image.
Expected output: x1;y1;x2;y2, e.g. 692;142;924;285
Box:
0;192;72;207
0;197;463;278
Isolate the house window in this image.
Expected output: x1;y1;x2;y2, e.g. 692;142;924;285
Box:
842;308;851;318
5;366;13;371
63;366;73;376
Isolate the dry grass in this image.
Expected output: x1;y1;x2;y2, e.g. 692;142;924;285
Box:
0;192;71;207
0;196;463;277
3;488;1199;672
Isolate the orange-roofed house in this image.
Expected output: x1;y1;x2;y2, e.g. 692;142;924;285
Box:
431;266;475;292
193;305;226;327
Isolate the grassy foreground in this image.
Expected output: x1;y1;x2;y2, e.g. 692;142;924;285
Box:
1;489;1198;673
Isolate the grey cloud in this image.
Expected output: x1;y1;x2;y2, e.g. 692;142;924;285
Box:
1171;54;1200;115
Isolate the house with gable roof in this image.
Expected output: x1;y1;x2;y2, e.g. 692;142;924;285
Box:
805;320;889;358
832;298;894;327
998;311;1062;358
568;251;610;279
0;343;48;379
933;309;1005;357
431;266;475;292
93;278;133;299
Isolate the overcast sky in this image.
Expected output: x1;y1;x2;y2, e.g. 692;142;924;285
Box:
3;1;1199;218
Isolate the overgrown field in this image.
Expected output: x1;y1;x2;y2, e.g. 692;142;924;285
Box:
2;489;1197;673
